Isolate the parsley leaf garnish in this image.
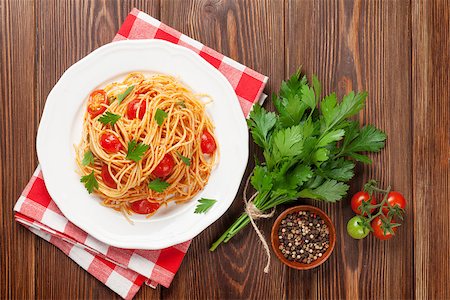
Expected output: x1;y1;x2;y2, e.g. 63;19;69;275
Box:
82;151;94;166
155;108;168;126
177;151;191;166
117;85;134;104
80;171;98;194
126;140;149;162
194;198;217;214
98;112;121;126
148;178;170;193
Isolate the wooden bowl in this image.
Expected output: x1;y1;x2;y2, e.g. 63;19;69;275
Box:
271;205;336;270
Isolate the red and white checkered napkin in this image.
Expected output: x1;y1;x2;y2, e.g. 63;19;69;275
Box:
14;8;268;300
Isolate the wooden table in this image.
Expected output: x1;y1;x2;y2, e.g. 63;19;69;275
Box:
1;0;449;299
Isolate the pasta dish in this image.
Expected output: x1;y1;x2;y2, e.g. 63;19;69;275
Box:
75;72;217;217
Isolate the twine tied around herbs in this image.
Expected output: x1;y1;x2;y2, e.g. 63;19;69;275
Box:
243;173;275;274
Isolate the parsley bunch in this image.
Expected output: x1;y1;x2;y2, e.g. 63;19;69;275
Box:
210;71;386;251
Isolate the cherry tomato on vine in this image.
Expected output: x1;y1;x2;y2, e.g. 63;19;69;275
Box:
201;130;216;155
351;191;377;216
347;216;370;239
87;90;108;118
126;99;146;120
152;154;175;178
101;164;117;189
371;216;397;240
130;200;160;214
382;191;407;214
100;133;123;153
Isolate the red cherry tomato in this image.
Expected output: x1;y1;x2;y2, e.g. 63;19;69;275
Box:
87;90;108;118
100;133;122;153
201;130;216;154
101;164;117;189
152;154;175;178
126;99;146;120
382;191;407;214
371;216;397;240
130;200;160;214
351;191;377;216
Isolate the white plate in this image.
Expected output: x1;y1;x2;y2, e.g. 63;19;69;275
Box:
36;40;248;249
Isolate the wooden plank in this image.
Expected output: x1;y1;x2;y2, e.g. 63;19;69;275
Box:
159;1;286;299
34;1;160;299
0;0;36;299
286;0;413;298
412;1;450;298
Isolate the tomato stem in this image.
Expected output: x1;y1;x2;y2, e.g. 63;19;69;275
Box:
362;185;392;223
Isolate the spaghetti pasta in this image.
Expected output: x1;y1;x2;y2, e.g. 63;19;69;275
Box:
75;72;217;217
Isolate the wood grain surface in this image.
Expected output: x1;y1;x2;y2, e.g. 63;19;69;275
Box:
0;0;448;299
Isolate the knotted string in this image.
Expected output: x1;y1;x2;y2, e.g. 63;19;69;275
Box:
243;173;275;273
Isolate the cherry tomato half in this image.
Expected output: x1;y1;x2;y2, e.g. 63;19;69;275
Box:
152;154;175;178
101;164;117;189
126;99;147;120
100;133;122;153
351;191;377;216
87;90;108;118
371;216;397;240
201;130;216;155
130;200;160;214
347;216;370;239
382;191;407;214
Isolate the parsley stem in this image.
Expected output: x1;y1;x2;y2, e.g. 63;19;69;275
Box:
210;213;250;251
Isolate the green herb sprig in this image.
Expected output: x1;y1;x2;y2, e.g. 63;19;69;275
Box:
177;151;191;166
82;151;94;166
117;85;134;104
80;171;98;194
98;112;121;126
126;140;149;162
148;178;170;193
210;70;386;251
194;198;217;214
155;108;168;126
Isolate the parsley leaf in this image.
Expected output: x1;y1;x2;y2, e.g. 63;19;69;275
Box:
342;123;386;153
148;178;170;193
273;70;309;128
117;85;134;104
82;151;94;166
321;91;367;130
317;129;345;147
301;85;316;110
312;148;329;164
298;180;349;202
177;151;191;166
155;108;168;126
194;198;217;214
247;105;277;148
340;121;386;164
251;165;273;192
126;140;149;162
286;165;313;187
80;171;98;194
312;74;322;104
319;158;355;181
270;125;303;161
98;112;121;126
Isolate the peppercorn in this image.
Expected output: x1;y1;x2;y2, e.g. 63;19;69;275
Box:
277;211;330;264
